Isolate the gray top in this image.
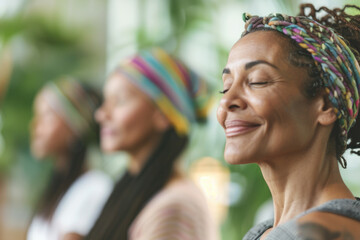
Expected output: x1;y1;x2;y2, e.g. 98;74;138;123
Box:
243;198;360;240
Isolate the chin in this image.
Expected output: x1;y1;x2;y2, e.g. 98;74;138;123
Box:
31;146;46;159
223;142;250;164
101;142;122;153
224;150;256;165
33;151;48;160
101;146;117;153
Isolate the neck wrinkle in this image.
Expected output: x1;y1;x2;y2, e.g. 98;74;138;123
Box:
258;140;342;227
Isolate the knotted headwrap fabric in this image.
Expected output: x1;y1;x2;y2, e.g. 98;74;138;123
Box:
242;13;360;150
115;48;213;135
42;77;100;140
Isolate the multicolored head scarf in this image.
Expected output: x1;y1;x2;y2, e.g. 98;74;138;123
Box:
42;77;100;141
242;13;360;151
115;48;213;135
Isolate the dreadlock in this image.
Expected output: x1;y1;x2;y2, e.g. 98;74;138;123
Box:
299;4;360;161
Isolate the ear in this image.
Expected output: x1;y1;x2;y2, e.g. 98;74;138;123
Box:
316;93;337;126
152;109;170;132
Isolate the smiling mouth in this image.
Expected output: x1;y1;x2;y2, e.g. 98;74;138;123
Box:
224;120;260;137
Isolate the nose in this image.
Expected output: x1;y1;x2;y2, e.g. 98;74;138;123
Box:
95;103;108;123
219;87;247;112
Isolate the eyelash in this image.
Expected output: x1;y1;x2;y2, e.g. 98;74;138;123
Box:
249;81;269;85
219;89;228;94
219;80;269;94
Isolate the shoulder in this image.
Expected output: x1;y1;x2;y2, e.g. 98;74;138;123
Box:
129;178;217;240
150;178;209;212
53;170;113;220
51;170;114;235
296;211;360;239
243;219;273;240
73;170;113;190
63;170;113;200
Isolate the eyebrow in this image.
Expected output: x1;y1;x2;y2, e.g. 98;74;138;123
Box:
222;60;278;76
245;60;278;70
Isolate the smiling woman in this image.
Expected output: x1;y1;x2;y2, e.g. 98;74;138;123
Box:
218;31;315;166
217;3;360;240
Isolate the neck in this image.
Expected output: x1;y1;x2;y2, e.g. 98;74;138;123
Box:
259;140;354;227
128;132;164;175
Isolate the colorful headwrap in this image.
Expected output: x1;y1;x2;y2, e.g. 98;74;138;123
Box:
242;13;360;150
42;77;100;140
116;48;213;135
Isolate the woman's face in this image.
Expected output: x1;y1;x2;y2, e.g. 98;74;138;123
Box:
217;31;321;165
31;90;75;159
95;74;167;154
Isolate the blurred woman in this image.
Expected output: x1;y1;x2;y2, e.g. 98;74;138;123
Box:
28;78;113;240
85;48;217;240
217;4;360;239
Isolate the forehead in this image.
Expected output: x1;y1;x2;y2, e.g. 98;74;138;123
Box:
105;73;137;95
34;89;55;110
228;31;290;67
105;73;153;102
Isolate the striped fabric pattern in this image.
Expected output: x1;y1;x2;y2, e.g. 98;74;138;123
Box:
116;48;213;135
44;78;98;139
128;179;218;240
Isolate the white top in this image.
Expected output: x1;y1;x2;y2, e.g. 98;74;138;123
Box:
27;170;113;240
129;179;219;240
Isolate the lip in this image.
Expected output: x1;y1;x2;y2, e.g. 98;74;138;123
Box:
224;120;260;137
100;127;116;137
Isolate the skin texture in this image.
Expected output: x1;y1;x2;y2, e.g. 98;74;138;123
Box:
62;233;83;240
95;73;170;174
217;31;325;166
217;31;359;239
297;212;360;240
31;89;75;168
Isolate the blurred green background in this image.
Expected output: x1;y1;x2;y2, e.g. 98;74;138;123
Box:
0;0;359;239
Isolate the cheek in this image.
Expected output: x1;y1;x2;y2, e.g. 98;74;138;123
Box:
113;105;146;130
32;120;67;157
250;88;302;126
108;103;157;145
33;120;57;143
261;93;316;151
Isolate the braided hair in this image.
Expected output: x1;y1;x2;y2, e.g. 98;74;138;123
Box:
85;127;188;240
299;4;360;162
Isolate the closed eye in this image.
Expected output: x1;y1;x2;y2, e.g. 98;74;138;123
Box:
249;81;269;85
219;89;229;94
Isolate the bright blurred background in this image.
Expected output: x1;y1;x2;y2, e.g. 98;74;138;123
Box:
0;0;359;239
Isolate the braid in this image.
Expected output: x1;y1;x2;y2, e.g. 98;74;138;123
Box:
299;4;360;63
299;4;360;158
